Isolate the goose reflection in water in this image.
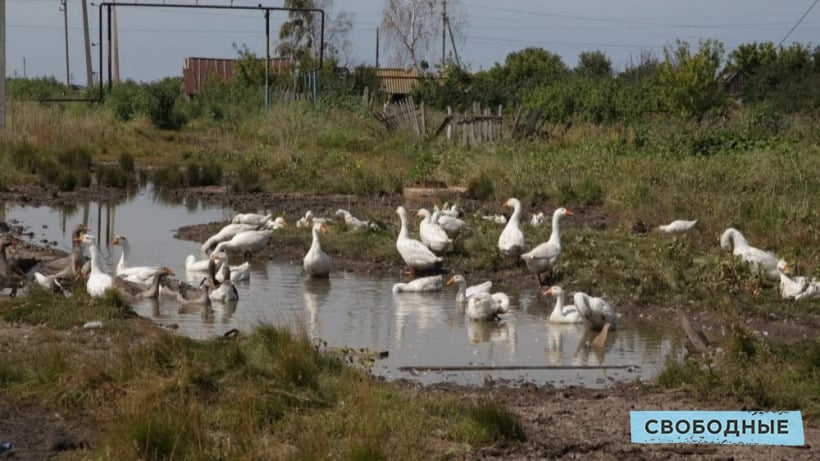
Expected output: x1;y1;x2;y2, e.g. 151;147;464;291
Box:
573;327;618;367
467;319;518;357
543;323;585;365
303;278;331;342
392;291;451;349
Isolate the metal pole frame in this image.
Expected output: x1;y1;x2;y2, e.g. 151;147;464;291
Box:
40;2;325;104
99;2;325;100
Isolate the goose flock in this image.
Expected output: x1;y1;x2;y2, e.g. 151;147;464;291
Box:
1;199;816;349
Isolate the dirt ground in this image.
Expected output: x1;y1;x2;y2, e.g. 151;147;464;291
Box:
0;184;818;459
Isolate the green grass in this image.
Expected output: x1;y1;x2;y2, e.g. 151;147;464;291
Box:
657;324;820;422
0;293;528;459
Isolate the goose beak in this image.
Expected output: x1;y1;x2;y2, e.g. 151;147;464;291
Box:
543;287;553;296
320;224;327;233
446;276;456;286
565;209;574;216
783;263;791;274
111;236;120;245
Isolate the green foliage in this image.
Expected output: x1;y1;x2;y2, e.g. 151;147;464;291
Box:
97;165;132;188
233;43;273;88
106;78;187;129
414;64;510;111
232;163;263;193
658;39;726;118
483;47;569;104
466;174;495;201
575;50;613;78
6;77;67;100
452;401;527;444
152;164;187;189
659;325;820;419
118;153;136;173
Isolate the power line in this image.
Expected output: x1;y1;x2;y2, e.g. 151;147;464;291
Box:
777;0;818;47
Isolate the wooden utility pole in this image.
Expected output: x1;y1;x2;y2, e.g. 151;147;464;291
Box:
61;0;70;86
375;27;379;68
441;0;446;68
1;0;5;129
81;0;93;87
112;1;120;84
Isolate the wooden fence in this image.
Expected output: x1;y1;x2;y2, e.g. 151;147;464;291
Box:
374;99;548;145
435;103;504;145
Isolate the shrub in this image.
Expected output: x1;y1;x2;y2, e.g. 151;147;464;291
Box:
466;174;495;201
118;153;136;173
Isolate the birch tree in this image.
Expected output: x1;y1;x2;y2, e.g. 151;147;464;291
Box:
381;0;466;71
278;0;353;66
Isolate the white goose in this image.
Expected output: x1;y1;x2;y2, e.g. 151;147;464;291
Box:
417;208;452;253
263;216;288;230
395;206;442;276
498;198;526;258
213;230;271;257
573;291;618;331
335;209;371;230
296;210;315;228
208;251;250;282
777;261;820;300
777;261;808;299
720;227;781;279
231;212;272;226
113;266;174;301
543;286;582;324
530;211;546;227
303;222;331;278
392;274;443;293
466;291;510;321
520;207;573;285
80;235;113;298
434;210;466;238
658;219;697;233
446;274;492;303
482;214;507;224
186;251;226;273
201;223;258;252
111;235;160;283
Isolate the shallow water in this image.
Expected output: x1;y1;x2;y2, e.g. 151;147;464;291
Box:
3;187;684;388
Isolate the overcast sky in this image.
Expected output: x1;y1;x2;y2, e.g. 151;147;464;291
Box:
5;0;819;84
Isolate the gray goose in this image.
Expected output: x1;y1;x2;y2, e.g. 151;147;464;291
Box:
0;234;25;297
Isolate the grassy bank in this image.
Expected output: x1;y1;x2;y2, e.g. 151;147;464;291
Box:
0;289;525;459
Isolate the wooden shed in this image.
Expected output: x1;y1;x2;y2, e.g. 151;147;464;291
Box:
718;70;748;97
375;68;421;101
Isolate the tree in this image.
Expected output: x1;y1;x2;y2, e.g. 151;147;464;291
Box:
277;0;353;66
575;50;612;78
486;47;568;91
726;41;777;74
657;39;725;118
381;0;466;71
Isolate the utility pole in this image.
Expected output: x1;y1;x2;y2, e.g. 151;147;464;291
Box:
375;27;379;68
81;0;93;87
1;0;5;129
112;0;120;84
60;0;70;86
441;0;446;68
